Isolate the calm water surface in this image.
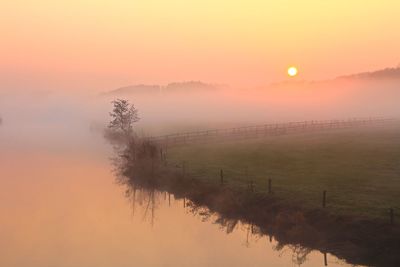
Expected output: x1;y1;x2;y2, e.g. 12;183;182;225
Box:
0;123;360;267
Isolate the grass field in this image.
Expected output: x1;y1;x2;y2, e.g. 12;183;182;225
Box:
166;124;400;219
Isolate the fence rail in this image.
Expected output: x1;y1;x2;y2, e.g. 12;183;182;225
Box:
150;117;394;147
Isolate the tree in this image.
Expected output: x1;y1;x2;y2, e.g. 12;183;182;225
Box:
108;99;139;136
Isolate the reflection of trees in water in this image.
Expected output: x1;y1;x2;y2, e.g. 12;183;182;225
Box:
274;242;312;266
123;185;161;226
111;147;314;266
111;149;159;226
123;184;313;265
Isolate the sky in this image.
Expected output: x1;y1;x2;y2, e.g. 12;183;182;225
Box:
1;0;400;92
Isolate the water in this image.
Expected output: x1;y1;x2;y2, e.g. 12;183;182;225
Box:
0;122;358;267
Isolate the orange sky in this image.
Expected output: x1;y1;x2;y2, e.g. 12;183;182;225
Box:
1;1;400;92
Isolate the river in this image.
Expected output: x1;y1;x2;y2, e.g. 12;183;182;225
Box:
0;118;359;267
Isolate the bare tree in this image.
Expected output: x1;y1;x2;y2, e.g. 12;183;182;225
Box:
108;99;139;137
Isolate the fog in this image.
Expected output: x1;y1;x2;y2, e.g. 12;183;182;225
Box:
100;77;400;135
0;90;107;155
1;76;400;141
1;74;399;267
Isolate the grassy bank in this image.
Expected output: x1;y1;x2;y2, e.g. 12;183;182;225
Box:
165;125;400;220
113;124;400;266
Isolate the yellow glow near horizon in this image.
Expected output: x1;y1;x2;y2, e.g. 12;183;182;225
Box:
288;67;298;77
1;1;400;90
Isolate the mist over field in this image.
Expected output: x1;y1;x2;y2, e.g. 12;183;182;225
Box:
1;67;400;140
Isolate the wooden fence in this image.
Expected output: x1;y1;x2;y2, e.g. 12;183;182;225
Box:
150;117;394;148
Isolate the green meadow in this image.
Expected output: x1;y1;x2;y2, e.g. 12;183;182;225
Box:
166;125;400;219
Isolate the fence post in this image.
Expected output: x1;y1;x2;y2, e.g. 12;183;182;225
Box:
390;208;394;225
322;190;327;208
268;178;272;194
163;146;168;165
323;252;328;266
151;158;154;178
220;169;224;185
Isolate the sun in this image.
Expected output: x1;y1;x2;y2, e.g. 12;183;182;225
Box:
287;66;298;77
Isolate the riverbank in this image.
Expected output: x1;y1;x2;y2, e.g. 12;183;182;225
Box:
113;124;400;266
117;154;400;267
